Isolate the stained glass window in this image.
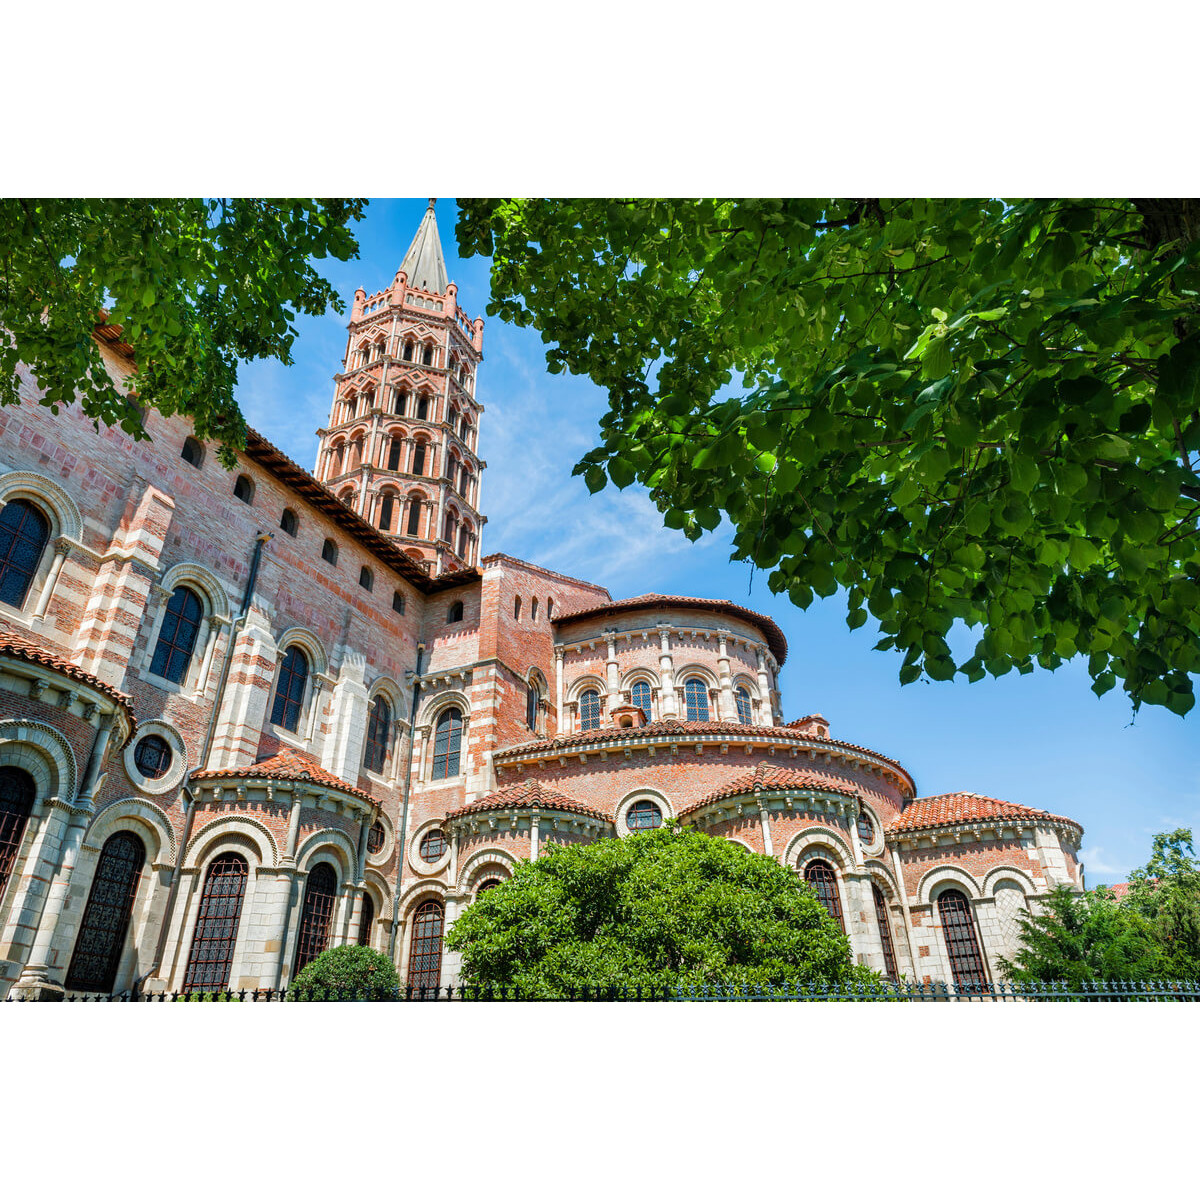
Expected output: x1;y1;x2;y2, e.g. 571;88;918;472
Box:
0;498;50;610
684;678;709;721
271;645;309;732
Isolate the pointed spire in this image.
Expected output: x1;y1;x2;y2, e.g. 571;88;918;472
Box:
398;199;449;293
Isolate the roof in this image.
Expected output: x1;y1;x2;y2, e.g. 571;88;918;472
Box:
398;200;449;293
679;762;860;817
553;594;788;666
0;625;135;726
191;747;374;803
889;792;1081;834
446;779;610;824
1101;882;1131;899
480;552;611;599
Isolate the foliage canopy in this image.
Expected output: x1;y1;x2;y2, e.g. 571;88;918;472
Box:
289;943;399;1001
444;825;877;997
456;198;1200;714
0;198;366;467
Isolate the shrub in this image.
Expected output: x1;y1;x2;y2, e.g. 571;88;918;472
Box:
289;944;399;1001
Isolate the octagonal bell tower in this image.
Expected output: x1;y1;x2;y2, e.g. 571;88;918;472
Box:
314;200;486;574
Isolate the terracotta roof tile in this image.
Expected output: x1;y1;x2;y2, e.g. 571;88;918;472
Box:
191;747;374;803
680;762;859;817
888;791;1081;834
446;779;610;824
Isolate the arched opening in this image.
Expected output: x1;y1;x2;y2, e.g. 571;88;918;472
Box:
684;677;709;721
233;475;254;504
0;498;51;610
293;862;338;977
735;686;753;725
0;766;35;902
804;859;845;932
446;600;464;624
322;539;338;565
421;344;434;366
406;497;424;537
359;566;374;592
64;831;146;993
431;708;464;779
631;680;652;723
364;696;391;773
872;883;898;982
183;853;248;992
411;441;427;476
579;688;601;731
357;892;375;948
378;494;395;532
387;437;403;471
271;645;310;732
407;898;444;990
626;799;663;831
938;888;988;989
181;437;204;468
280;508;298;537
149;585;204;684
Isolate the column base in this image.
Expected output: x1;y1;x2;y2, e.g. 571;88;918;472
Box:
9;980;65;1002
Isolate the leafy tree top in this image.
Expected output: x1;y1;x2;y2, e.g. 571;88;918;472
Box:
444;825;877;997
456;199;1200;714
289;943;399;1000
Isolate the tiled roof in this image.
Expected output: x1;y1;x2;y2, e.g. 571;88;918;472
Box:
0;625;135;724
552;593;788;666
888;792;1081;834
1100;882;1131;899
446;779;610;824
679;762;859;817
191;747;374;803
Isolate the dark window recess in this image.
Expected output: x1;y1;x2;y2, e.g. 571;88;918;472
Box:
804;859;845;932
684;678;709;721
387;439;402;470
0;498;50;610
631;681;652;723
271;645;309;732
412;443;427;475
477;878;502;896
367;820;385;856
392;590;406;615
357;892;375;947
579;689;601;731
293;862;338;977
431;708;463;779
872;883;899;982
531;598;538;621
322;539;338;565
735;686;753;725
0;766;35;902
627;799;663;831
233;475;254;504
447;600;463;624
364;697;391;773
149;586;203;684
422;345;433;365
64;831;145;993
134;735;173;780
938;889;989;989
181;437;204;467
183;854;248;992
406;501;421;537
359;566;373;591
379;494;395;531
416;395;429;420
514;596;522;620
857;809;874;846
407;899;444;990
403;342;414;362
419;829;447;863
280;509;298;537
393;390;406;416
526;683;538;730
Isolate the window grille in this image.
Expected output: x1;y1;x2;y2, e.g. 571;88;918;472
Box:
579;689;601;731
149;586;203;684
735;686;753;725
0;766;35;902
183;854;248;992
280;508;298;537
804;859;845;932
407;899;444;989
431;709;463;779
684;678;709;721
0;498;50;610
133;734;173;780
872;884;899;981
64;831;145;993
631;681;652;723
357;892;375;947
181;437;204;467
367;820;385;856
233;475;254;504
857;808;874;846
477;878;502;896
294;863;338;977
419;829;447;863
938;889;988;988
364;697;391;773
627;799;662;831
322;539;338;565
271;645;309;732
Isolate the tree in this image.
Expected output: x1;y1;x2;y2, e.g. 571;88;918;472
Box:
289;944;400;1001
997;885;1170;985
0;198;366;467
444;825;877;997
455;199;1200;714
1124;828;1200;977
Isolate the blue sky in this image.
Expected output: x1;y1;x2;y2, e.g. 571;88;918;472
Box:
234;198;1199;886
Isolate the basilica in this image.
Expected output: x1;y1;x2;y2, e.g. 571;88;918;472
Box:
0;203;1086;998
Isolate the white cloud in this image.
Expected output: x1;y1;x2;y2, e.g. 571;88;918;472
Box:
1080;845;1129;880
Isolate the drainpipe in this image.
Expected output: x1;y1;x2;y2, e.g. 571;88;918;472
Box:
134;531;273;995
388;641;425;962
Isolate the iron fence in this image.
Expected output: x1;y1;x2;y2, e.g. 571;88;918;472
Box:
4;979;1199;1002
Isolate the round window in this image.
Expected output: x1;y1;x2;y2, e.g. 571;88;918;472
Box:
367;820;385;856
627;799;663;831
419;829;447;863
134;735;173;780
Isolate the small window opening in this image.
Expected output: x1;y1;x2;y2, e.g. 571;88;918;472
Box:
392;590;406;615
447;600;464;624
181;437;204;468
280;509;298;537
359;566;373;591
322;539;338;565
233;475;254;504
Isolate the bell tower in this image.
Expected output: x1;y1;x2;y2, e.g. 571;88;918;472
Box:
314;200;486;574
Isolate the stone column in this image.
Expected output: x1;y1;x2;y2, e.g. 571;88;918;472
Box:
33;537;71;619
658;624;677;718
530;811;541;861
195;615;228;696
605;632;620;701
755;649;773;727
554;648;564;730
322;652;370;783
716;631;737;721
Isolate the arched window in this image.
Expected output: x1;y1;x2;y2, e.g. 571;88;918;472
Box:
684;678;709;721
0;766;35;902
322;539;338;565
526;680;539;730
938;889;988;989
294;862;338;977
627;799;662;831
412;442;427;476
857;808;874;847
457;523;470;559
364;696;391;773
403;340;414;362
133;734;173;780
872;883;898;982
184;853;248;992
407;898;444;990
443;512;456;545
233;475;254;504
0;498;50;610
406;498;422;537
331;443;346;474
359;566;374;591
530;597;538;621
280;508;298;537
419;829;447;862
416;394;429;421
64;831;145;993
271;645;310;732
579;688;601;731
447;600;463;624
477;878;502;897
387;438;403;471
546;598;554;618
379;494;395;531
804;859;845;932
357;892;375;948
393;389;407;415
631;681;652;723
422;344;433;366
148;585;203;684
735;686;753;725
392;590;406;615
181;437;204;467
514;596;522;620
431;708;463;779
367;820;385;856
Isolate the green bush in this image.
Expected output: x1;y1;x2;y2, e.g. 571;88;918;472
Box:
288;944;400;1001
